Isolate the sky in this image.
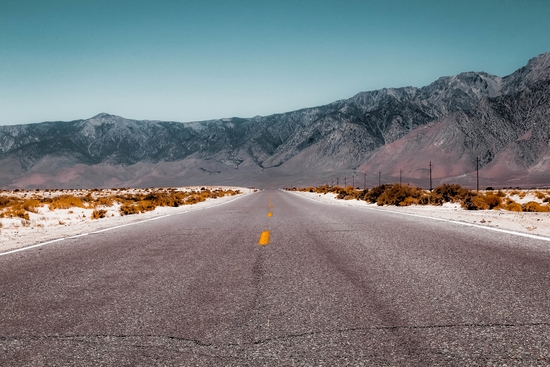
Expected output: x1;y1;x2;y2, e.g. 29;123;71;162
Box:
1;0;550;126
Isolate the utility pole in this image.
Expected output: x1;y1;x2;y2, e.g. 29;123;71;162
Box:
352;176;355;188
337;177;339;186
344;177;347;187
476;156;479;192
378;171;381;186
364;173;366;190
399;169;402;185
429;161;433;191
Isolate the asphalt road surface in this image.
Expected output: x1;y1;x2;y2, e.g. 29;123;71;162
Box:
1;190;550;366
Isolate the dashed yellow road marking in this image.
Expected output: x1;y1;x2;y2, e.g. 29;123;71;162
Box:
258;230;270;245
268;212;273;217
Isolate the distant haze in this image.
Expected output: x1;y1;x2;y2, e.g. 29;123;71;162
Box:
1;0;550;125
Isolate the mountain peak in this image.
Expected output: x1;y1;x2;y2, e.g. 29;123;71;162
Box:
527;51;550;66
523;51;550;80
90;113;118;120
501;51;550;93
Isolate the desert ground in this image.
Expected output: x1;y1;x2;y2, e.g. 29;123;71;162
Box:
2;186;549;255
291;190;550;239
0;186;254;254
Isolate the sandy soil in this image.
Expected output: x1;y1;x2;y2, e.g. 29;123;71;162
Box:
292;191;550;239
0;187;254;254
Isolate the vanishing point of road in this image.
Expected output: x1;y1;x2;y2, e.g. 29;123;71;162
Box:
1;190;549;366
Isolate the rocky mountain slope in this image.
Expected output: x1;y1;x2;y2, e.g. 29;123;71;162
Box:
358;78;550;188
1;52;549;189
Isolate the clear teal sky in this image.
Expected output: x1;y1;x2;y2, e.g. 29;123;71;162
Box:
1;0;549;125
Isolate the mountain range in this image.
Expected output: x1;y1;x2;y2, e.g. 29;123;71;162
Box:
1;52;549;189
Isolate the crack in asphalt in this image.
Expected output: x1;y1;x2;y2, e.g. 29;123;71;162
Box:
0;334;213;347
2;321;549;347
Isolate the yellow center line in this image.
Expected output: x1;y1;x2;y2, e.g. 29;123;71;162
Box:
267;212;273;217
258;230;270;245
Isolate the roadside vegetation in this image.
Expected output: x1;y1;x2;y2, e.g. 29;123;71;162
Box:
0;187;241;220
286;184;550;212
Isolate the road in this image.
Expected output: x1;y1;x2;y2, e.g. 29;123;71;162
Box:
1;189;549;366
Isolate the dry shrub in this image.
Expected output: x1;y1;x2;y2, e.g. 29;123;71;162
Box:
120;202;140;215
116;188;237;215
523;201;550;212
143;193;174;207
377;184;424;206
81;193;94;204
95;196;115;207
137;200;156;212
461;193;489;210
49;195;86;210
1;188;236;217
459;192;502;210
91;209;107;219
1;207;30;220
314;185;332;194
484;193;503;209
505;202;523;212
185;194;205;205
534;191;547;200
22;199;41;213
0;196;15;210
336;186;358;199
431;184;470;204
364;185;392;203
401;196;419;206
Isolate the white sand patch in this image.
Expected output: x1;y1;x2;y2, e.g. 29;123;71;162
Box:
0;186;254;254
291;191;550;239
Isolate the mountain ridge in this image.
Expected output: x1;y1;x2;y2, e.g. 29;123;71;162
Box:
1;51;549;189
